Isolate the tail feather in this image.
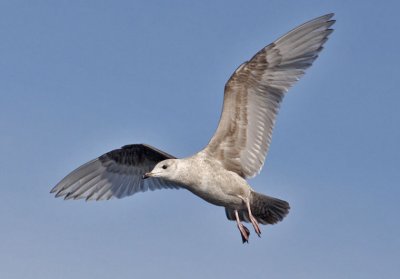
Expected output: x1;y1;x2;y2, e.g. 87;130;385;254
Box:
225;192;290;225
250;192;290;224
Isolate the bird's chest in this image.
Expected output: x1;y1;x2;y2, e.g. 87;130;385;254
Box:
182;161;250;208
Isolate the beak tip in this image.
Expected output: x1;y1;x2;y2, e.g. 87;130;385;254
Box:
142;173;150;179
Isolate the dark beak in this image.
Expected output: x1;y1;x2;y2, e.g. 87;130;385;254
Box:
142;172;151;179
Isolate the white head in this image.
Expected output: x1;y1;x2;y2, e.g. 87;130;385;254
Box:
143;159;179;182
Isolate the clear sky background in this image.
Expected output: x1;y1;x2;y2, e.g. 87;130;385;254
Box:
1;1;399;278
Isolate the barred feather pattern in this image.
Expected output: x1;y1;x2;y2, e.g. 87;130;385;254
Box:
204;14;335;178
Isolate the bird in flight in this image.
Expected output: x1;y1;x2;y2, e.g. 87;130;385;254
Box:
51;14;335;243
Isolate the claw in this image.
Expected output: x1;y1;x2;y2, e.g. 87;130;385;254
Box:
240;225;250;243
235;210;250;243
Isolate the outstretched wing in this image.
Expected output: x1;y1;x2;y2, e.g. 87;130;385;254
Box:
203;14;335;178
50;144;179;201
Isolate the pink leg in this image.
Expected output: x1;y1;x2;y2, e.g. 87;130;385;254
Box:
235;210;250;243
246;200;261;237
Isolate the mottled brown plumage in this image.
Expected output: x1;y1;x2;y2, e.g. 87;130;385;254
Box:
204;14;335;178
51;14;335;242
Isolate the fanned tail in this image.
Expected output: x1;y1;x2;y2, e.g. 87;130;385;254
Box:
225;192;290;225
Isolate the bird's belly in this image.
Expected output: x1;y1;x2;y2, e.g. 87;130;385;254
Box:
190;188;242;207
185;179;250;208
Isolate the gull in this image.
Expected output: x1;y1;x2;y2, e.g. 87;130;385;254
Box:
51;14;335;243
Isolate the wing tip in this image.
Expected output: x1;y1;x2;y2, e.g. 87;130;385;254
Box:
302;13;336;32
54;190;65;198
325;12;335;18
317;13;335;21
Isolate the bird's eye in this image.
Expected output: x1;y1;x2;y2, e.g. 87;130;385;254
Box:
162;165;168;169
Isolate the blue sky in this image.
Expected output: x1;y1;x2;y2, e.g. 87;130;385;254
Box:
1;1;399;278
